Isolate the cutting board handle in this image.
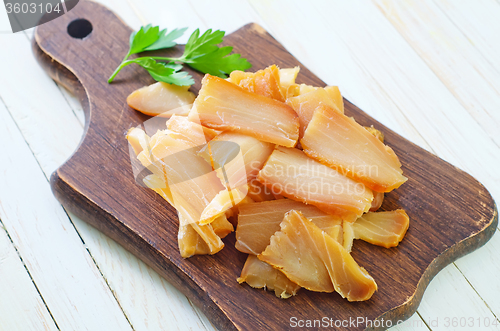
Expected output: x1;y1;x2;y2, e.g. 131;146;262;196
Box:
35;1;133;95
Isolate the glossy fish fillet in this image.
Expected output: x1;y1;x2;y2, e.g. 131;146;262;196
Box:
142;174;224;256
166;115;219;145
199;132;275;190
252;65;285;102
259;210;377;301
211;214;234;238
237;255;300;299
199;186;248;224
126;127;150;156
225;195;255;225
257;146;373;221
286;87;343;137
328;224;343;245
364;127;385;211
324;86;344;113
342;221;355;253
229;65;285;101
236;199;342;255
177;223;211;258
140;131;239;227
147;133;225;223
301;105;407;192
353;210;410;248
370;191;385;212
142;174;174;205
127;82;195;117
246;178;276;202
279;67;300;92
190;75;299;147
180;214;224;256
365;125;385;143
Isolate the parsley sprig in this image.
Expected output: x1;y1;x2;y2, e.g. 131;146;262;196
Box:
108;25;252;86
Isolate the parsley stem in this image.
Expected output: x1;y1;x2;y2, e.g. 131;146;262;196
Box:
108;58;136;83
147;56;185;62
108;54;184;83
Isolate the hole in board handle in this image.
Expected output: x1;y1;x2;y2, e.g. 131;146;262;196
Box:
67;19;92;39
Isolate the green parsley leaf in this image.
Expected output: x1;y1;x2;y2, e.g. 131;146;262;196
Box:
132;58;194;86
129;24;161;55
158;71;195;86
108;26;251;85
181;29;251;77
145;27;187;51
108;25;186;83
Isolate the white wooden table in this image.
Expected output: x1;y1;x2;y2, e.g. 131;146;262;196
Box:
1;0;499;330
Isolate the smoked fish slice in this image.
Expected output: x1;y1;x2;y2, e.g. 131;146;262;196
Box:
178;223;211;258
343;221;355;253
142;174;224;256
179;213;224;256
259;210;377;301
229;65;286;101
199;132;275;189
370;191;385;212
246;178;276;202
127;82;195;117
236;199;342;255
166;115;219;145
286;88;342;137
126;127;150;156
190;74;299;147
279;67;300;92
353;210;410;248
237;255;300;299
324;86;344;113
257;146;373;221
147;133;225;224
301;105;407;192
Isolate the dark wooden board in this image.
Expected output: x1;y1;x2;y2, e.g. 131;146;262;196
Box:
33;1;498;330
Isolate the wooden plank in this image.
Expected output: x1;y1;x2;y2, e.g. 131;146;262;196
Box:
431;0;500;74
418;263;500;330
0;96;133;330
392;312;431;331
247;0;500;328
33;2;497;330
0;33;83;176
454;228;500;320
0;220;58;331
373;0;500;147
67;211;217;331
0;15;214;331
126;0;269;42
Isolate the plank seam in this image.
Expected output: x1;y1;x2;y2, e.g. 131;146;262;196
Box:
371;0;500;151
20;30;85;127
452;229;500;323
430;0;500;78
125;0;148;25
416;311;433;331
0;94;135;331
454;266;499;322
0;218;61;331
187;298;212;331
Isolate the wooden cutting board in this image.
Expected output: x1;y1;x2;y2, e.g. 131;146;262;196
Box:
33;1;498;330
